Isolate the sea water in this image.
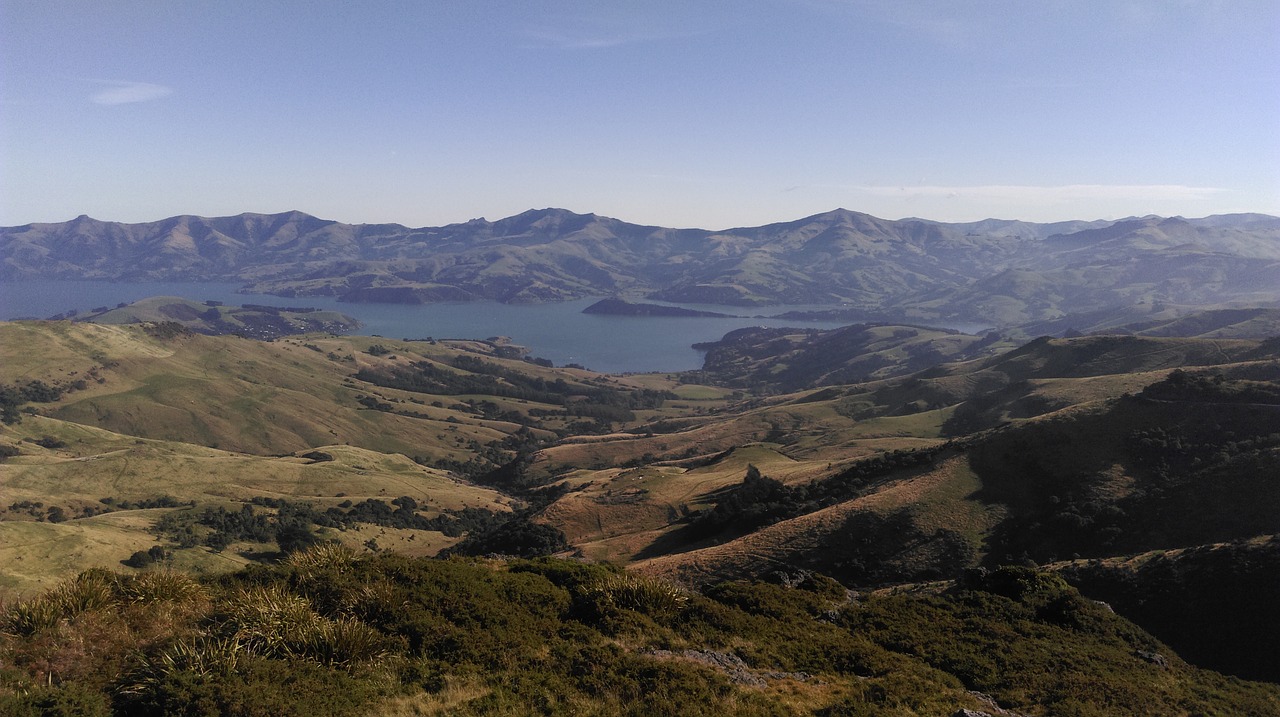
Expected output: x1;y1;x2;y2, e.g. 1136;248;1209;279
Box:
0;280;875;374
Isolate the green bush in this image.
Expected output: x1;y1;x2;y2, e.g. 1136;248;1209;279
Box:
3;560;1279;716
0;683;111;717
117;656;383;717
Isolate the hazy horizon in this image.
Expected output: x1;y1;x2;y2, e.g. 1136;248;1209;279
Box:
5;204;1280;234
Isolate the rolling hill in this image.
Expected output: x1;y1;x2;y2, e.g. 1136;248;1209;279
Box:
0;320;692;594
4;314;1280;707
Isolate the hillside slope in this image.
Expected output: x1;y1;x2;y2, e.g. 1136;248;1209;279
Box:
3;555;1278;716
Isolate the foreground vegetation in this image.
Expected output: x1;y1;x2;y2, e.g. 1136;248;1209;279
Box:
3;551;1277;716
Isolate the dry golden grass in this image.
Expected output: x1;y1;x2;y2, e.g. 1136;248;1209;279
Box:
0;323;560;458
632;496;859;585
541;492;677;546
535;402;959;563
330;523;462;557
539;441;835;562
0;417;506;511
0;321;174;386
0;408;507;600
631;454;1002;586
0;517;160;597
369;677;494;716
1046;533;1279;574
528;385;953;485
858;455;1005;557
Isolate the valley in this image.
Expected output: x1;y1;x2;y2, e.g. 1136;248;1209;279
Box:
3;306;1280;714
3;208;1280;715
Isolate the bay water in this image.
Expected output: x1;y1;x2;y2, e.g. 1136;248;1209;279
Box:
0;280;869;374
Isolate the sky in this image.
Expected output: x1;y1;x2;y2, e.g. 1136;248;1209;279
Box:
1;0;1277;229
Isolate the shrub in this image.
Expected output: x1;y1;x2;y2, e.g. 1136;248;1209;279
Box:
443;513;568;558
117;655;383;717
0;682;112;717
123;545;171;569
968;565;1071;606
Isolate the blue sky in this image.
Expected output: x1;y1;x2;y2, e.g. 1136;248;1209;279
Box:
1;1;1277;228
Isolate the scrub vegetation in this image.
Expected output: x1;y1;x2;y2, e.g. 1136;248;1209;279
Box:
2;553;1278;716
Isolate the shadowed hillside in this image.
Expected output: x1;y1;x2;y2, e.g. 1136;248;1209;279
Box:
82;296;359;339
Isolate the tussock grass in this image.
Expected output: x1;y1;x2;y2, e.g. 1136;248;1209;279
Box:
2;570;117;636
118;570;208;605
284;616;391;669
585;572;689;617
119;635;246;696
217;585;320;656
2;592;65;636
213;583;393;670
284;542;359;577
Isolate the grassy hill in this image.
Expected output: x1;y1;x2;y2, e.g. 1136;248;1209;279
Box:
1011;305;1280;340
596;338;1280;583
0;411;510;596
5;318;1280;705
0;321;681;595
0;320;676;458
499;334;1280;685
688;323;1010;393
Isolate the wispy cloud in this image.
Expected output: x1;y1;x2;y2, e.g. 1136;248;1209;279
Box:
89;80;172;105
853;184;1227;203
520;25;707;50
793;0;977;48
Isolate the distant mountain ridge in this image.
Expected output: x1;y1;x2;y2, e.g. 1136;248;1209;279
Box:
4;208;1278;324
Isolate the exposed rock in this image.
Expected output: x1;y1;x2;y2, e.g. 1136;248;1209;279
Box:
763;567;814;588
1137;650;1170;668
965;691;1031;716
644;649;811;687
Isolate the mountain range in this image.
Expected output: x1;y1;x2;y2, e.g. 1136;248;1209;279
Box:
4;208;1278;325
